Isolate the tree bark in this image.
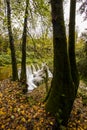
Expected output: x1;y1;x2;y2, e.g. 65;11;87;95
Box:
45;0;75;126
69;0;79;95
21;0;29;84
6;0;18;81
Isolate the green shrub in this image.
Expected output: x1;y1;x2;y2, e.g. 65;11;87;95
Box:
0;54;11;66
76;41;87;81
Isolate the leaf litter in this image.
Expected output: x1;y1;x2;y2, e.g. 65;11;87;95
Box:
0;79;87;130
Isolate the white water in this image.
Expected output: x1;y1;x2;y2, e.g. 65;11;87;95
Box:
18;63;53;91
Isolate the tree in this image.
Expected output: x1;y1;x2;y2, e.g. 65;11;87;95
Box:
20;0;29;84
45;0;78;127
69;0;79;95
6;0;18;80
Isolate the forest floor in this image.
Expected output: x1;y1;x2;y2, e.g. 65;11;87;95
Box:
0;79;87;130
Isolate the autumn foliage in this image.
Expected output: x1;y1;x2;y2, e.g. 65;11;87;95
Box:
0;79;87;129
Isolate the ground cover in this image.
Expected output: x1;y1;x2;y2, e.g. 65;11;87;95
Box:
0;79;87;130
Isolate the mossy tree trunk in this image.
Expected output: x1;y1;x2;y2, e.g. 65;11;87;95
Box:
45;0;76;127
21;0;29;85
69;0;79;95
6;0;18;81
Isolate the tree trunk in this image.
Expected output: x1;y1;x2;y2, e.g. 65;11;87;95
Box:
21;0;29;84
6;0;18;81
69;0;79;95
45;0;75;126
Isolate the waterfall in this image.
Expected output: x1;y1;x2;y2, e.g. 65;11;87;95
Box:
26;65;37;91
18;63;53;92
36;64;40;71
31;64;36;73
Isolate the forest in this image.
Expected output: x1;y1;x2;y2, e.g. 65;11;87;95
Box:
0;0;87;129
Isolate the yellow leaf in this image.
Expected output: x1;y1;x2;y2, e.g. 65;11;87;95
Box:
33;105;38;111
33;113;38;118
38;102;41;105
21;127;26;130
21;110;25;115
50;121;53;125
37;127;40;130
40;118;44;123
21;117;26;122
0;92;2;97
78;127;85;130
0;111;6;115
1;125;5;128
16;125;26;130
28;118;31;122
11;115;15;119
41;104;45;107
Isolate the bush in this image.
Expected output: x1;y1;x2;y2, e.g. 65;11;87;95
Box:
76;41;87;81
0;54;11;66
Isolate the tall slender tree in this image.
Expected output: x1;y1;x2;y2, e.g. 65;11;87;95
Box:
69;0;79;95
45;0;76;127
20;0;29;84
6;0;18;81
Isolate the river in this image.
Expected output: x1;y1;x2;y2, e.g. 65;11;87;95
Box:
0;66;12;80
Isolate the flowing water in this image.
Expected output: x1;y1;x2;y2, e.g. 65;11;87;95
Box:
0;64;53;91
